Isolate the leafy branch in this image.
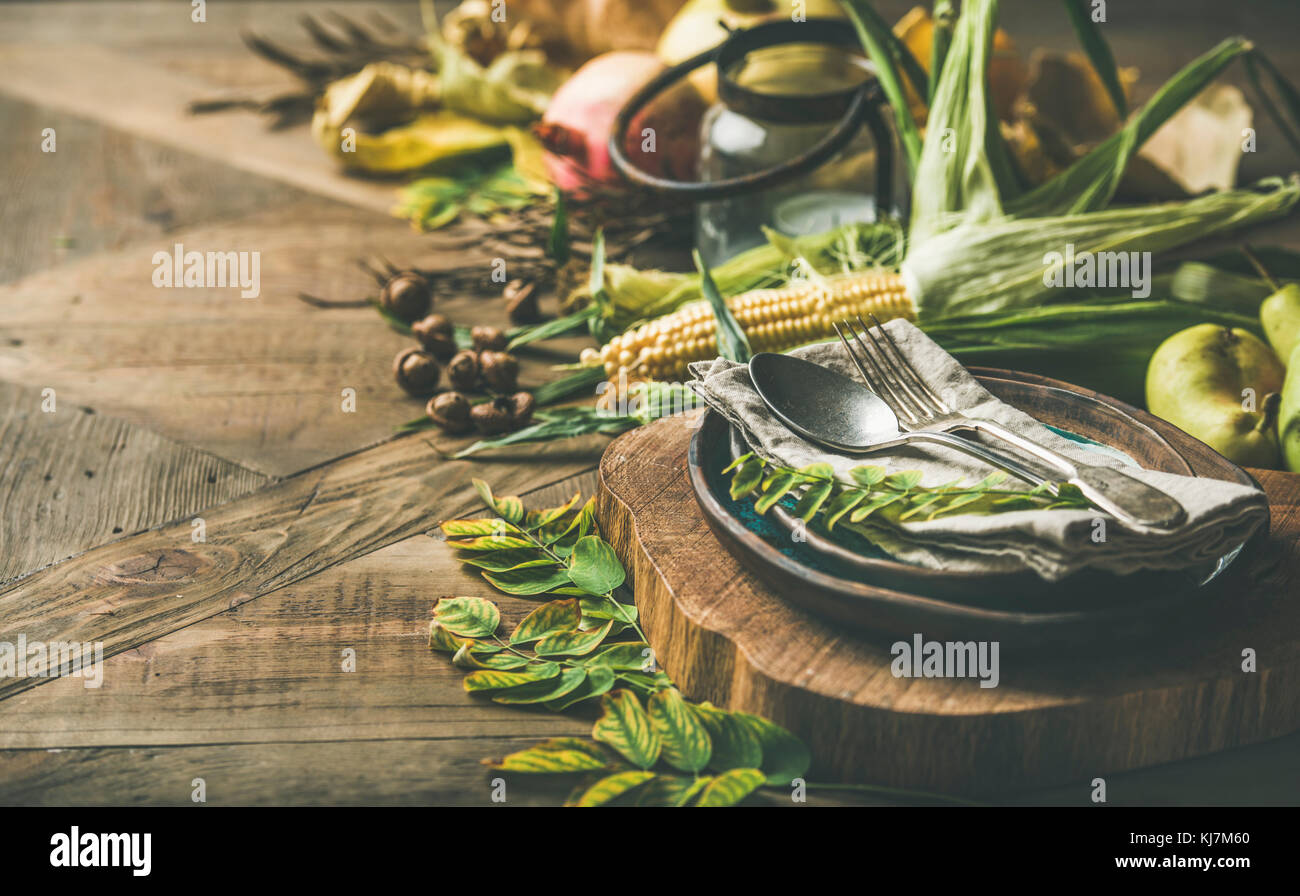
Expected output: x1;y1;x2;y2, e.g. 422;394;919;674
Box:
725;453;1091;532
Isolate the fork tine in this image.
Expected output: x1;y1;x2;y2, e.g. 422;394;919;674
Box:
865;314;951;414
846;317;930;424
835;320;921;425
857;315;944;418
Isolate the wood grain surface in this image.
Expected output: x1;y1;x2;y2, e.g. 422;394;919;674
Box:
2;0;1299;807
597;413;1300;797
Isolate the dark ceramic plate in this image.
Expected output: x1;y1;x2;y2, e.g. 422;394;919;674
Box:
687;367;1262;647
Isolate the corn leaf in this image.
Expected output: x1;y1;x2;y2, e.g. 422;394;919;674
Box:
694;250;751;364
838;0;925;175
1060;0;1127;119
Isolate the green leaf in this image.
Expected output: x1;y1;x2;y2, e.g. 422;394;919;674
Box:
695;768;767;807
546;663;616;711
1061;0;1126;119
433;596;501;638
691;704;764;772
648;688;712;773
463;662;561;693
591;689;661;769
472;478;524;524
728;456;766;500
579;597;637;625
440;518;513;537
850;466;887;487
428;621;500;655
451;645;530;670
451;534;534;551
753;472;797;514
823;489;868;531
883;471;923;491
849;492;904;522
567;535;626;595
569;769;655;806
457;549;555;572
735;713;811;786
793;479;834;522
492;665;588;704
694;249;751;363
721;452;752;474
481;566;574;595
838;0;924;174
525;493;582;530
509;599;581;644
584;642;653;672
489;737;617;774
507;307;597;352
634;774;712;807
534;621;614;657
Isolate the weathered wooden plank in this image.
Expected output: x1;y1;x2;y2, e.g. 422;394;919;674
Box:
0;379;269;586
0;432;604;703
0;202;597;478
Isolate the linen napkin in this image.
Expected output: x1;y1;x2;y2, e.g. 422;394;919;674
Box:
688;319;1269;582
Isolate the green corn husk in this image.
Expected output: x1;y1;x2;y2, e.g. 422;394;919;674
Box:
925;298;1263;405
904;176;1300;318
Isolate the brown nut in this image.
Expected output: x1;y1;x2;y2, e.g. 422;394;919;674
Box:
470;397;516;435
471;325;509;352
478;350;519;392
446;350;480;392
412;314;457;359
380;272;432;323
504;279;543;325
393;347;441;397
426;391;473;434
509;391;535;427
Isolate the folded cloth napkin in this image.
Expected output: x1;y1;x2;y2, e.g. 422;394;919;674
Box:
688;319;1269;582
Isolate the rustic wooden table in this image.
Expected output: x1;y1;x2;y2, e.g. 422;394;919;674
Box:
1;0;1297;806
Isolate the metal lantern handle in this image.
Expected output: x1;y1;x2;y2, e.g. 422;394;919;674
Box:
606;18;894;209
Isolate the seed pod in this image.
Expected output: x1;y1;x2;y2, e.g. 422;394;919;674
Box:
446;350;481;392
393;347;441;397
471;325;509;352
380;272;433;323
412;313;457;359
471;396;516;435
478;350;519;392
505;280;543;325
509;391;535;427
426;391;473;434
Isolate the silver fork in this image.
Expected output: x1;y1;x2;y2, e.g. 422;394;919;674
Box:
834;315;1187;530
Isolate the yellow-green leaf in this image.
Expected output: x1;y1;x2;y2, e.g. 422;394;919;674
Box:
692;703;763;771
534;621;613;657
526;493;582;530
634;774;713;806
481;566;573;595
735;712;811;785
492;666;587;704
546;663;616;711
441;518;510;537
463;662;559;693
451;643;529;670
584;642;652;672
428;621;500;655
509;598;581;644
433;596;501;638
453;534;534;551
472;477;524;524
592;689;661;769
488;737;616;774
648;688;712;773
569;769;655;806
695;768;766;806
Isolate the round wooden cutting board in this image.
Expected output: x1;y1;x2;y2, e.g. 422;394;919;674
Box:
594;378;1300;796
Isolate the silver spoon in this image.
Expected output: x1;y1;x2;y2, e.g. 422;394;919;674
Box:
748;352;1054;490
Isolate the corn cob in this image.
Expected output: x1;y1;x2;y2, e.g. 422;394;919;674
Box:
581;270;916;383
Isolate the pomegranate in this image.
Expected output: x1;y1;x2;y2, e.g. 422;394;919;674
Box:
536;51;705;191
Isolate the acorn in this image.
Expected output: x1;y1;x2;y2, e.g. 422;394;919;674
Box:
412;313;457;360
509;391;535;426
504;279;543;325
393;347;441;397
380;272;432;323
471;396;516;435
446;350;481;392
471;325;509;352
478;350;519;392
426;391;473;434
